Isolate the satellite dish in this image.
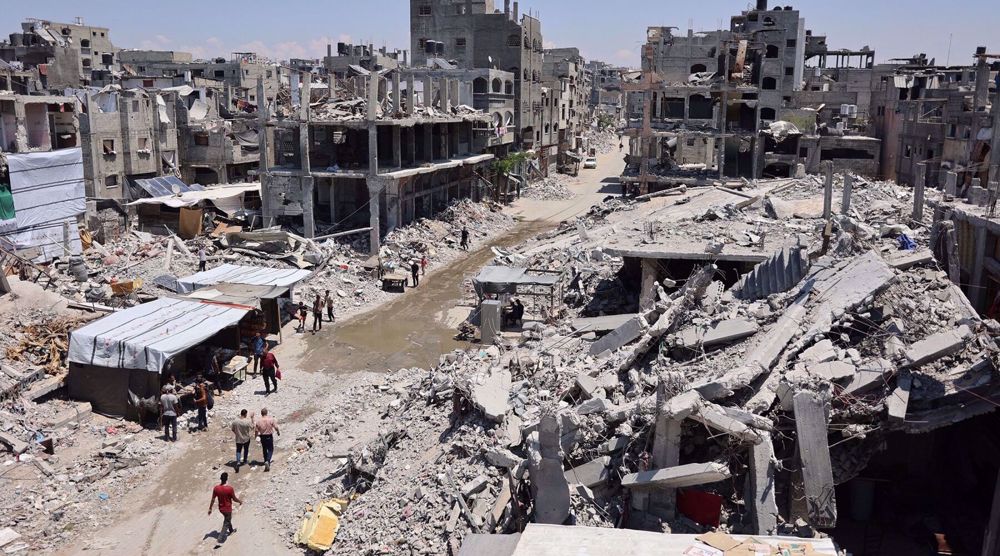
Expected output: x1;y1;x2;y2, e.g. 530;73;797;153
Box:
171;184;181;195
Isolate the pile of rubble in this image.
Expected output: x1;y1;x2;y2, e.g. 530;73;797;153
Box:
521;174;576;201
274;173;1000;551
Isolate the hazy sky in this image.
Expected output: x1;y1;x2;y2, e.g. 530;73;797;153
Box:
1;1;997;68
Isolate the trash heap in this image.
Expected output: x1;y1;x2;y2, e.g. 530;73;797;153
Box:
280;174;1000;551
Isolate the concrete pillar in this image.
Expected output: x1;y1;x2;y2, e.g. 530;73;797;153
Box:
299;78;314;238
841;173;853;215
423;75;433;108
975;47;990;111
392;71;401;115
384;178;400;234
912;163;926;222
440;123;449;159
329;180;337;223
639;259;658;311
822;162;834;221
13;100;28;152
391;126;402;168
971;225;988;311
451;122;461;155
257;80;273;227
441;78;450;111
366;178;381;255
424;124;434;161
405;73;415;115
451;79;461;108
945;171;958;197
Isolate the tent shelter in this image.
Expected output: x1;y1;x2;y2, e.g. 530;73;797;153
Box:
472;266;563;309
67;297;251;416
176;263;312;295
183;282;289;335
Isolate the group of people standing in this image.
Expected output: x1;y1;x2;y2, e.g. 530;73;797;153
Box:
294;290;336;334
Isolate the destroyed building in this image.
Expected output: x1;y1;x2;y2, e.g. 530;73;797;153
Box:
587;60;630;121
75;87;180;200
171;85;261;185
322;42;406;80
872;49;999;188
0;18;118;90
259;72;496;247
410;0;544;150
540;47;592;172
115;49;284;103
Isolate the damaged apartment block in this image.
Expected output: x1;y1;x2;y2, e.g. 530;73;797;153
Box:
259;70;498;249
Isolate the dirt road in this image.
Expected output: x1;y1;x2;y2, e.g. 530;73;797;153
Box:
59;145;626;555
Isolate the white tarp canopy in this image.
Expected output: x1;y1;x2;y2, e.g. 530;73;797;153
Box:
176;263;312;294
0;148;86;262
68;297;250;374
127;183;260;216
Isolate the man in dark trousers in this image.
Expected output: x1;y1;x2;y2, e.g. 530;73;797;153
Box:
324;290;335;323
410;260;420;287
194;376;209;430
311;294;323;333
208;472;242;543
260;344;279;394
250;332;265;375
160;384;179;442
460;227;470;250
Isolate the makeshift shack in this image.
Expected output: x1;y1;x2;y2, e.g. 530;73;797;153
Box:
66;296;252;416
128;182;261;238
175;263;312;295
472;266;563;308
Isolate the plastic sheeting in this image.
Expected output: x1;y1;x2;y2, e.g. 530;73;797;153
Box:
156;94;171;124
472;266;560;297
0;148;85;261
68;297;250;374
176;263;312;294
128;183;259;216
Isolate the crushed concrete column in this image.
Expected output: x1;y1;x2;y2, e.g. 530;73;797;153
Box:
650;374;684;520
912;163;926;222
945;171;958;197
392;70;401;115
638;259;658;311
405;73;415;115
423;75;434;107
841;173;853;215
792;391;837;528
528;408;571;524
748;431;779;535
822;162;833;221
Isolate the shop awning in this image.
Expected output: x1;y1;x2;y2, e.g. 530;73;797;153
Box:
68;297;251;374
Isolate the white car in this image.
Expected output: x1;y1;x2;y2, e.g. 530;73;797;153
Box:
583;157;598;169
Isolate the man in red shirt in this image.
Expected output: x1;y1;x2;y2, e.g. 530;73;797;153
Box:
260;344;279;394
208;472;242;542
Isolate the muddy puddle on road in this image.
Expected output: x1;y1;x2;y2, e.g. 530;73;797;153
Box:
300;221;551;372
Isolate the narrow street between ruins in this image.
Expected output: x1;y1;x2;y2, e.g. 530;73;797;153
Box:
53;144;627;555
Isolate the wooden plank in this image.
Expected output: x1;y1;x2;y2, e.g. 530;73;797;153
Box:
792;392;837;527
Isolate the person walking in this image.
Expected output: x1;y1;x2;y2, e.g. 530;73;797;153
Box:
250;332;265;375
260;344;279;395
231;409;253;472
376;255;385;281
460;227;470;251
325;290;335;323
420;255;428;276
198;246;207;272
296;302;307;332
194;377;209;431
410;260;420;287
312;294;323;333
160;384;179;442
208;472;242;543
254;408;280;472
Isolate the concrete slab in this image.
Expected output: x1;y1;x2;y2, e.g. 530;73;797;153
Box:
904;325;971;368
842;359;894;396
564;456;610;488
806;361;856;381
749;432;779;535
792;392;837;527
576;397;615;415
459;532;520;556
572;314;633;333
676;319;760;350
469;368;511;422
589;315;647;355
887;372;911;425
574;373;602;400
621;462;731;489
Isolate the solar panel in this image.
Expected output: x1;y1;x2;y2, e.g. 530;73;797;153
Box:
134;176;205;198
